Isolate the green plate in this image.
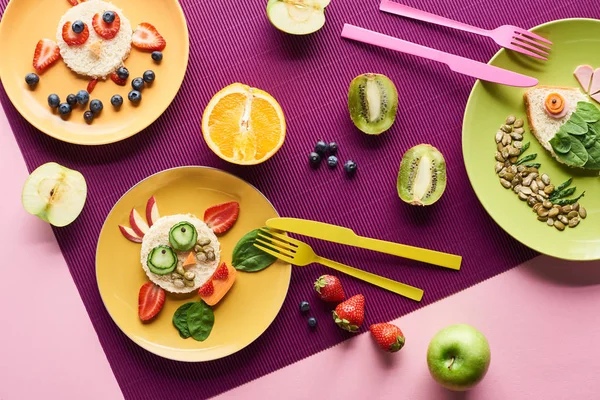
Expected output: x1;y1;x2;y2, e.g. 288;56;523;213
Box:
463;18;600;261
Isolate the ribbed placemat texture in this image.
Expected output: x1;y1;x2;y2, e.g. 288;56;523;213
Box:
3;0;593;398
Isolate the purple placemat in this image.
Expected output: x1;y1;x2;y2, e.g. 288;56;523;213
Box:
2;0;593;398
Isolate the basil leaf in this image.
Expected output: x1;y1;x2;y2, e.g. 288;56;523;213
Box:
187;301;214;342
583;140;600;169
556;138;588;167
576;102;600;123
549;130;572;154
173;302;195;339
232;229;277;272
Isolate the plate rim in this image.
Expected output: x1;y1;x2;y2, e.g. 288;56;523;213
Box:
462;17;600;261
0;0;190;146
95;166;292;362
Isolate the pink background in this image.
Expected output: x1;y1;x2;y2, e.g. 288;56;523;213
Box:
1;106;600;399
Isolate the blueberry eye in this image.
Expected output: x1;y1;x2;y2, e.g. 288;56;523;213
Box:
103;11;116;24
72;20;85;34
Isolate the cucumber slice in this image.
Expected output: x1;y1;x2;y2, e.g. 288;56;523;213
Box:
147;245;177;275
169;222;198;252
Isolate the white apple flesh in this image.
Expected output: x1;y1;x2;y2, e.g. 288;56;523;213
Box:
267;0;330;35
21;162;87;227
129;208;149;237
145;196;160;227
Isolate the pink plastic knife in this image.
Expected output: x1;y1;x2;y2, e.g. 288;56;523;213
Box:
341;24;538;87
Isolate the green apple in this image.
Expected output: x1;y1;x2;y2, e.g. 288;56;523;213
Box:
427;324;491;391
22;162;87;227
267;0;331;35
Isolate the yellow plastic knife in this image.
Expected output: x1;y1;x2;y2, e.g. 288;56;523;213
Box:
266;218;462;270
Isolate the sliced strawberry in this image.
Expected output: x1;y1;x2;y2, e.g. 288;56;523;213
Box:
62;22;89;46
204;201;239;234
92;12;120;39
138;282;165;322
67;0;78;6
132;22;166;51
32;39;60;73
87;79;98;94
212;263;229;280
198;280;214;297
110;71;127;86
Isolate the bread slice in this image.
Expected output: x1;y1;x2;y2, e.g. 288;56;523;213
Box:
523;86;588;162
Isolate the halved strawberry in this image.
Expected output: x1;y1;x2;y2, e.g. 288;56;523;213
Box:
204;202;239;234
32;39;60;73
62;22;89;46
87;79;98;94
198;280;214;297
67;0;78;6
92;12;120;39
110;71;127;86
132;22;166;51
138;282;165;322
212;263;229;280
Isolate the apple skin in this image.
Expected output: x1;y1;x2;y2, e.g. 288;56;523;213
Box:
427;324;491;391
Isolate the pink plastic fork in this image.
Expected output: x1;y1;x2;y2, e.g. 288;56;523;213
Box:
380;1;552;60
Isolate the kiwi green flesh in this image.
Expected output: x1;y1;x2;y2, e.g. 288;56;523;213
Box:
267;0;328;35
348;73;399;135
397;144;447;206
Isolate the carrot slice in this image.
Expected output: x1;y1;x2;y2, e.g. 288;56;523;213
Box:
545;93;565;115
183;251;196;267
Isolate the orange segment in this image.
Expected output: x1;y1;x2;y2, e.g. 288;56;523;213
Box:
202;83;286;165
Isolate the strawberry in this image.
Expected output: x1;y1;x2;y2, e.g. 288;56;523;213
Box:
369;323;405;352
213;263;229;280
92;12;120;39
67;0;78;6
132;22;166;51
332;294;365;333
314;275;345;302
110;71;127;86
204;202;239;234
87;79;98;94
62;22;89;46
198;280;214;297
32;39;60;73
138;282;165;322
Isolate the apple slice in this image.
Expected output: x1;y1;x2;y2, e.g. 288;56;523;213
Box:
267;0;330;35
129;208;149;237
21;162;87;227
146;196;160;227
119;225;143;243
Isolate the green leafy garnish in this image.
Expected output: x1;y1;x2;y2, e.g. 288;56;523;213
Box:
232;229;277;272
553;192;585;206
549;131;572;154
555;137;588;167
550;186;577;201
187;301;215;342
521;142;530;154
525;163;541;169
173;303;195;339
555;178;573;192
516;153;537;166
575;102;600;123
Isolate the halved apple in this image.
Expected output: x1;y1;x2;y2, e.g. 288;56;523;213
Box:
129;208;149;237
146;196;160;227
267;0;330;35
21;162;87;227
119;225;143;243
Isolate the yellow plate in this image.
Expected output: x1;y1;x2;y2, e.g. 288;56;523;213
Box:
0;0;189;145
96;167;291;362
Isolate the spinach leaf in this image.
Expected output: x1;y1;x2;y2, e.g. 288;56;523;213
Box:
232;229;277;272
549;130;572;154
173;302;195;339
581;132;597;148
187;301;214;342
563;117;588;136
556;138;588;167
583;140;600;170
576;102;600;123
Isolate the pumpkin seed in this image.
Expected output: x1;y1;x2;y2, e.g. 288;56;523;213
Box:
184;279;195;287
501;124;512;133
513;141;523;149
495;152;505;162
567;211;579;220
547;218;554;226
518;192;529;201
541;174;550;185
542;200;552;209
572;202;580;212
579;207;587;219
184;271;195;280
554;220;565;231
509;156;519;163
517;165;526;173
504;173;515;181
537;215;548;222
533;203;542;213
536;195;546;203
513;184;522;193
501;148;510;160
536;179;546;190
506;115;516;125
548;208;559;218
537;207;549;217
196;252;207;262
514;119;524;128
198;237;212;246
520;187;533;195
502;134;512;146
495;131;503;143
497;143;504;152
530;181;539;193
569;217;580;228
511;132;523;141
513;127;525;135
500;179;512;189
176;266;185;276
509;165;518;174
527;197;538;207
508;146;520;157
522;173;538;186
558;215;569;225
194;245;202;253
171;272;183;280
495;162;504;173
544;185;555;195
174;280;185;288
561;205;573;214
206;251;215;261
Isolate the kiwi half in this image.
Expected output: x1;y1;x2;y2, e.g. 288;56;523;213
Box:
348;73;399;135
397;144;447;206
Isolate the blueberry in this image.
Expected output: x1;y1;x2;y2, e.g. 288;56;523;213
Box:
344;160;358;176
76;90;89;105
315;140;328;155
111;94;123;107
66;94;77;106
307;317;317;328
83;111;94;124
328;142;338;155
90;99;103;114
128;90;142;104
72;20;85;34
309;152;321;167
327;155;338;168
58;103;72;116
102;11;115;24
151;51;163;62
143;70;155;83
131;77;145;91
47;94;60;108
25;73;39;87
299;301;310;313
116;67;129;80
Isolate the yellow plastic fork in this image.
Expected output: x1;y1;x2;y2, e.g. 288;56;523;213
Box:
254;229;424;302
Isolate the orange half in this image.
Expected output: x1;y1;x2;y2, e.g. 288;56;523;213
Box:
201;83;286;165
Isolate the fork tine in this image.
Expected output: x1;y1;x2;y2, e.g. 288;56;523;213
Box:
259;228;302;247
507;42;548;61
253;243;295;263
514;29;552;45
512;34;551;51
256;233;298;252
510;39;549;57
